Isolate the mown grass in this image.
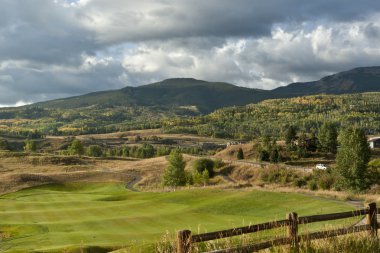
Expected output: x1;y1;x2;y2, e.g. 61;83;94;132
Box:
0;183;356;252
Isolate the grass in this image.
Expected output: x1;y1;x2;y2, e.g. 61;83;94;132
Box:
0;183;356;252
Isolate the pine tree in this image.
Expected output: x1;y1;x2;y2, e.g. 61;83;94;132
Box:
336;127;371;192
162;149;186;187
285;126;297;146
317;122;338;153
237;148;244;160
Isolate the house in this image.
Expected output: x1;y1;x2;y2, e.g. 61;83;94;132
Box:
368;137;380;149
226;141;245;147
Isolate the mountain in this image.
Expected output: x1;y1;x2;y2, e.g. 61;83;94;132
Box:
35;66;380;112
36;78;265;113
271;66;380;97
1;66;380;136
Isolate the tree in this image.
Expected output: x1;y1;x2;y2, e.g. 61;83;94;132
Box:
0;138;9;150
202;169;210;186
237;148;244;160
68;139;84;156
336;127;371;192
24;140;37;152
318;122;338;153
269;147;280;163
258;150;270;162
285;126;297;146
86;145;103;157
162;149;186;187
193;158;215;177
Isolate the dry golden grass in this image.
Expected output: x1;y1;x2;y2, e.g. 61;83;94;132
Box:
75;129;227;143
0;152;203;194
213;143;256;161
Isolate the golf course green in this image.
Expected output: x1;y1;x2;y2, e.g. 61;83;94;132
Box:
0;183;355;252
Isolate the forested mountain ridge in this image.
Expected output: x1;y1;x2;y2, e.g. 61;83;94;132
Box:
2;66;380;115
271;66;380;97
34;78;265;113
27;66;380;112
0;67;380;137
162;92;380;139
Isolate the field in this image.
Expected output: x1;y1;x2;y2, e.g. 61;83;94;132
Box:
0;183;356;253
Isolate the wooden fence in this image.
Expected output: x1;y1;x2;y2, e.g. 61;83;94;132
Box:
177;202;379;253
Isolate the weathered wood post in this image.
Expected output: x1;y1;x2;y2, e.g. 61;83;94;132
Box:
367;202;378;237
287;212;299;253
177;230;192;253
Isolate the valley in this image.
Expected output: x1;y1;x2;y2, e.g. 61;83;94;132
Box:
1;68;380;252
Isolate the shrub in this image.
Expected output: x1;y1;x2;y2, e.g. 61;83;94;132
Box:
68;139;84;156
0;138;9;150
237;148;244;160
213;159;224;169
293;178;307;188
316;172;336;190
86;145;103;157
24;140;37;152
308;180;318;191
193;158;215;177
258;150;270;162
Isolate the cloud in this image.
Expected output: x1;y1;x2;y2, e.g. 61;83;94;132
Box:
2;0;380;105
121;15;380;89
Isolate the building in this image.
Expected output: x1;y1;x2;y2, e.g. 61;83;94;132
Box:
368;137;380;149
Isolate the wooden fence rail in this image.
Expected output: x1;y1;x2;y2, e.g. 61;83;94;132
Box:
177;202;379;253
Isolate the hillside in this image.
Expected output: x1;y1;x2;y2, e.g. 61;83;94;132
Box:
35;78;264;113
163;92;380;139
272;66;380;97
25;66;380;111
1;67;380;137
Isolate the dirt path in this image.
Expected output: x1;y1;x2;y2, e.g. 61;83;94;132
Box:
125;174;142;192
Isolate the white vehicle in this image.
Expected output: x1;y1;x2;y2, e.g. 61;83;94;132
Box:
315;164;328;170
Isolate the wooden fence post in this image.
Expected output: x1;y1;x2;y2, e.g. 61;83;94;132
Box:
367;202;378;237
177;230;192;253
287;212;299;253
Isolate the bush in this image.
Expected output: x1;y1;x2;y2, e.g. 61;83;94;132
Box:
258;150;270;162
193;158;215;177
213;159;224;168
0;138;9;150
237;148;244;160
86;145;103;157
316;172;336;190
293;178;307;188
24;140;37;152
68;139;84;156
308;180;318;191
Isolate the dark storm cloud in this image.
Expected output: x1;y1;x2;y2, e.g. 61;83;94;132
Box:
78;0;380;43
1;0;380;105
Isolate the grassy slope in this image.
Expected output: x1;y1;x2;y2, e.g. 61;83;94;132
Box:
0;183;354;252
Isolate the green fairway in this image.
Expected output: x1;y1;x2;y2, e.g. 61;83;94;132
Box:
0;183;354;252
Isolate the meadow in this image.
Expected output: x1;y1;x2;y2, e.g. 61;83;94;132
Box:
0;183;356;253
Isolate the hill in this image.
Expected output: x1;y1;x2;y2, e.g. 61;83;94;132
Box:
1;66;380;136
163;92;380;139
271;66;380;97
36;78;264;113
30;66;380;111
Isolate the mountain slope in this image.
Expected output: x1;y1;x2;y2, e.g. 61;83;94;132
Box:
35;66;380;112
37;78;265;113
271;66;380;97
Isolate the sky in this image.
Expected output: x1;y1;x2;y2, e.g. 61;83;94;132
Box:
1;0;380;106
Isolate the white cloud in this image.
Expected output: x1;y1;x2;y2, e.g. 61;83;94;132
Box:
0;100;32;108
